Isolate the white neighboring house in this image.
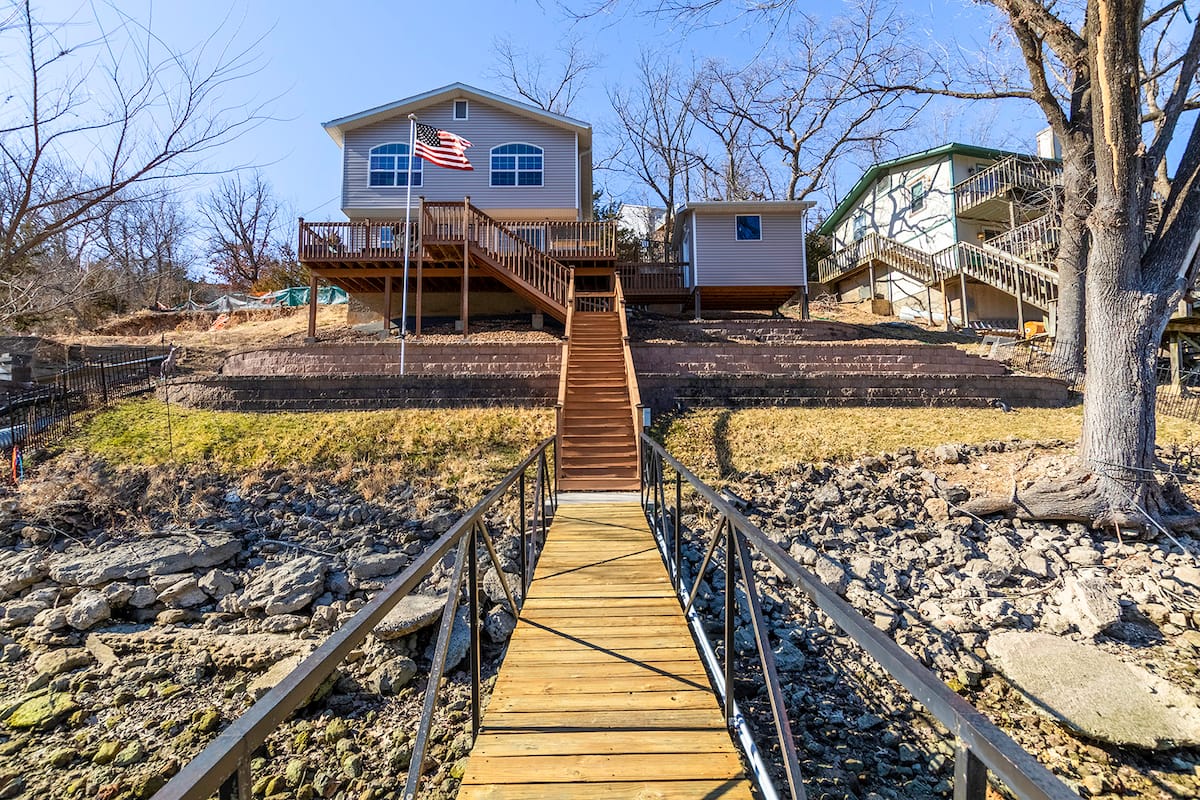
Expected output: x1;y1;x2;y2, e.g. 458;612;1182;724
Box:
617;203;667;251
817;142;1062;331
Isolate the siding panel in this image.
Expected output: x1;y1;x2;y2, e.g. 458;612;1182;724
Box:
694;211;806;287
342;100;579;217
830;156;958;252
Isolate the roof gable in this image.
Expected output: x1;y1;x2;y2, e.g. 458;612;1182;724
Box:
815;143;1048;236
323;83;591;150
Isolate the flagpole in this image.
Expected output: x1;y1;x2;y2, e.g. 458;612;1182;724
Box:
400;113;417;376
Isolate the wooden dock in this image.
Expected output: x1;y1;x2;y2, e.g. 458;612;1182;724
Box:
456;501;754;799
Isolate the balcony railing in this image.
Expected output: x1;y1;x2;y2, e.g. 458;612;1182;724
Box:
617;262;689;297
953;156;1062;214
983;212;1060;268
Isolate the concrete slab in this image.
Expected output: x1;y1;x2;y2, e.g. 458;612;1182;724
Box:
986;631;1200;749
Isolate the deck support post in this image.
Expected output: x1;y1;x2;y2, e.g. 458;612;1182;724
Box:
462;196;470;337
1170;333;1185;389
925;285;935;326
383;275;393;336
867;262;876;302
940;275;951;330
959;272;970;327
306;273;318;343
1014;264;1025;336
415;196;425;338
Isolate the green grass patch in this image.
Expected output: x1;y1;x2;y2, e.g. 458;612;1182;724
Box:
657;406;1200;482
73;399;555;490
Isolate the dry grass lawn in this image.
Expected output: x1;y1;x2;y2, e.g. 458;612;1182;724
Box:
657;406;1200;482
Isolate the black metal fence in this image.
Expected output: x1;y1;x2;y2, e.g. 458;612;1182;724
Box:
1155;364;1200;424
984;335;1085;394
1;348;166;478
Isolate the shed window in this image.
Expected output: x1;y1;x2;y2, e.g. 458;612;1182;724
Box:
909;180;927;212
454;99;469;120
735;215;762;241
490;143;543;187
368;143;422;187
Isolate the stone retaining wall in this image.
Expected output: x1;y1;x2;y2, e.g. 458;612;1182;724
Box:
631;342;1007;376
221;343;562;377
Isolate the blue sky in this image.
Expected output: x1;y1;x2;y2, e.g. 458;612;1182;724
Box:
26;0;1066;224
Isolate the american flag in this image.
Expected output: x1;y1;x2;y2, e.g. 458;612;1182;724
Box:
414;122;473;170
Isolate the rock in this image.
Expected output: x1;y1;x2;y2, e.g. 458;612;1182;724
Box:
259;614;308;634
811;483;842;508
484;607;516;642
49;533;241;586
483;569;520;606
933;444;962;464
66;590;111;631
2;596;51;627
32;608;68;631
374;594;446;640
198;569;235;600
4;692;78;730
986;631;1200;748
92;740;122;765
812;556;849;596
157;577;208;609
225;555;328;616
423;606;471;671
113;740;145;767
923;497;951;522
128;585;158;608
1058;574;1121;637
102;582;135;606
772;638;806;672
33;648;93;678
963;558;1010;587
350;553;407;581
368;657;417;695
248;655;304;700
0;551;47;598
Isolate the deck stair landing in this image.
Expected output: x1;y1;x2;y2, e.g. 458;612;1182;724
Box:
557;298;640;491
456;501;754;799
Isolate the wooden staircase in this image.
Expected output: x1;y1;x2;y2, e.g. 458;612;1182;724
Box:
557;282;641;491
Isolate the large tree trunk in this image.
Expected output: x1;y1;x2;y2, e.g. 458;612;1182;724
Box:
1048;140;1092;376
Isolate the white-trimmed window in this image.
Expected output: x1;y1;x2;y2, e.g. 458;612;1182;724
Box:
909;179;927;212
369;143;421;187
490;143;543;187
454;99;469;120
735;214;762;241
852;212;867;241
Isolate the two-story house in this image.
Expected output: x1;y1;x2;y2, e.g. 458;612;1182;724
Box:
298;83;814;337
816;142;1062;333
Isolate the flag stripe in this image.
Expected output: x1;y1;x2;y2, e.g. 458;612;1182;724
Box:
414;122;473;170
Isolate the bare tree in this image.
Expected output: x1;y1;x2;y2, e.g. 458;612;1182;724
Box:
489;34;599;114
0;0;271;326
200;171;283;290
97;194;194;310
607;53;701;260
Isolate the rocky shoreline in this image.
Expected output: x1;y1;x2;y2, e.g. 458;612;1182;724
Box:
0;443;1198;799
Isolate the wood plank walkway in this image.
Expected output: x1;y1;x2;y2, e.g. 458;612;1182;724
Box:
456;501;754;799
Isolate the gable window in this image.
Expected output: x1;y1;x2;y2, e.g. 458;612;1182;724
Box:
735;215;762;241
369;143;421;187
852;212;867;241
909;180;926;212
454;99;469;120
490;143;543;187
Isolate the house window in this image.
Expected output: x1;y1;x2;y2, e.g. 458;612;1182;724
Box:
454;99;469;120
490;143;543;187
909;180;926;212
735;215;762;241
852;212;867;241
368;143;422;187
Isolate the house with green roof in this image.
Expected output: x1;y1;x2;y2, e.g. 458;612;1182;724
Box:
816;142;1062;332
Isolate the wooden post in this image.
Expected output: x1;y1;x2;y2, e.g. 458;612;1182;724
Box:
306;273;319;342
416;196;425;338
925;285;935;326
1014;264;1025;336
1170;332;1185;389
297;217;305;261
462;196;470;337
941;275;951;330
959;272;971;327
383;275;393;336
867;262;876;301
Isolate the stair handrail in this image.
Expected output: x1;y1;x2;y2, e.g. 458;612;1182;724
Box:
938;241;1059;311
817;232;883;283
555;278;575;486
982;211;1061;268
818;233;938;285
639;435;1079;800
152;438;559;800
466;203;571;309
614;274;644;469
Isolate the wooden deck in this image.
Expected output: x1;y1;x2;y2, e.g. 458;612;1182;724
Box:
457;501;754;799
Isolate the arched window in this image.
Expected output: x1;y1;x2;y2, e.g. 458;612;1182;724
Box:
369;143;422;187
490;143;543;187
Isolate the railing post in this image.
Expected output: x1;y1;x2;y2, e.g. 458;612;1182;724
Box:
723;517;736;723
218;762;251;800
468;524;481;739
297;217;304;261
673;470;682;593
519;471;527;593
954;742;987;800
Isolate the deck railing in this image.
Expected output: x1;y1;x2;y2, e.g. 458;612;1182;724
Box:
152;439;558;800
298;220;419;261
817;233;938;285
953;156;1063;214
937;241;1058;311
616;262;689;296
640;434;1078;800
983;212;1060;268
615;274;644;470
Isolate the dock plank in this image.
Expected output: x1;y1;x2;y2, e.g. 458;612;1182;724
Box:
456;502;754;799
